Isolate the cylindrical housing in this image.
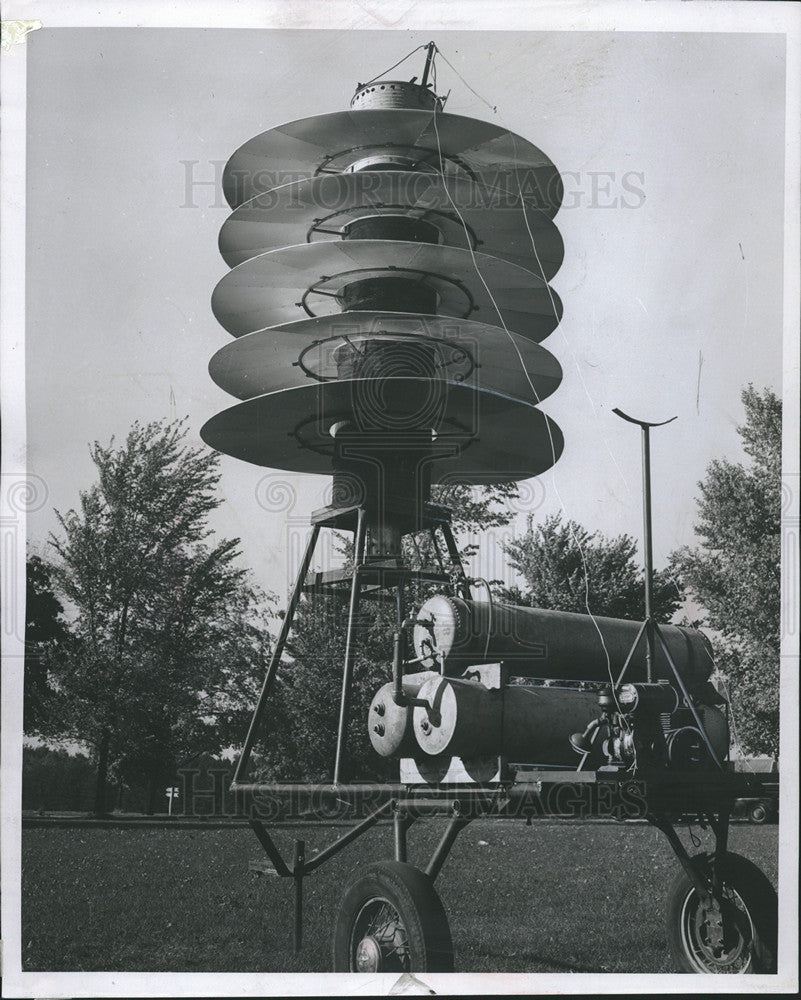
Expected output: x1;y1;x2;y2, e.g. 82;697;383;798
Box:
331;429;435;511
339;276;439;314
344;216;441;244
413;676;501;757
412;595;715;695
368;671;439;757
617;682;680;715
350;80;440;111
412;676;603;766
333;338;438;381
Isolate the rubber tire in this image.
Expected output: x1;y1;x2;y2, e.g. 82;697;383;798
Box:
666;851;778;973
332;860;454;972
748;801;769;825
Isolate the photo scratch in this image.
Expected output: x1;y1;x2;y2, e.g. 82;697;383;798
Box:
696;350;704;414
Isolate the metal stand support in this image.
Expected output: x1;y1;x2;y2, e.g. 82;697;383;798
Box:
233;502;467;789
393;808;414;863
333;508;367;784
613;407;676;681
232;524;322;785
648;797;733;904
612;408;724;770
292;839;305;953
425;810;471;880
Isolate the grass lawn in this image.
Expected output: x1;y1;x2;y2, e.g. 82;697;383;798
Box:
21;819;777;973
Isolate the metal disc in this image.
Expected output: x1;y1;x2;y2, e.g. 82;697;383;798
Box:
222;109;563;216
211;241;563;342
200;380;563;482
208;312;562;402
218;172;563;278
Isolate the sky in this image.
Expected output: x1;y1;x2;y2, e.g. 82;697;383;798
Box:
23;26;789;602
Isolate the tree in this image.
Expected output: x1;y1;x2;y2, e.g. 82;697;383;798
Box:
43;419;272;814
24;555;70;733
499;511;682;622
671;385;781;758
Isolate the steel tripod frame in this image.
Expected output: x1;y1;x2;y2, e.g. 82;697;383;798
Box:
613;616;724;772
231;500;468;790
611;406;724;770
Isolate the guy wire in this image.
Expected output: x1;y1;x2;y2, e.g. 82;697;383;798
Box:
430;49;629;726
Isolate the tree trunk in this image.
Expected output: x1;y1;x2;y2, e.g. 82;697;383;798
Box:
94;731;110;816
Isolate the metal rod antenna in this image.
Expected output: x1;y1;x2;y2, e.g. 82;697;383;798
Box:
613;408;677;682
641;423;655;676
421;41;436;89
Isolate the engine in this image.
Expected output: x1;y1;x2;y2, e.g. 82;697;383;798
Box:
367;595;729;777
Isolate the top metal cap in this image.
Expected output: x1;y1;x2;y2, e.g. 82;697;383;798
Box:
350;80;441;111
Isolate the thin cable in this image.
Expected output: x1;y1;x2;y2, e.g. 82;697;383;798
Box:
720;676;756;773
430;53;628;727
433;47;498;114
361;43;430;88
440;46;632;502
505;131;628;715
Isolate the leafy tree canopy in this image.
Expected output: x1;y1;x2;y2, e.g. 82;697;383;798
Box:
499;511;682;623
40;418;272;813
671;385;782;758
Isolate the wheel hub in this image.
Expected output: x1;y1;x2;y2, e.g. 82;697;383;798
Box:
355;934;383;972
694;896;751;968
351;897;410;972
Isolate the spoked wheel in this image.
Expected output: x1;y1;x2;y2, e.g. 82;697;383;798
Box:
332;861;454;972
667;852;778;973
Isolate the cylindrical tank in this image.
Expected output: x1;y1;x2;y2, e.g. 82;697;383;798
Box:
368;671;439;757
412;675;604;766
413;677;501;757
412;595;715;695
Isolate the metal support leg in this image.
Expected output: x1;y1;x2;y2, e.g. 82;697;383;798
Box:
393;809;413;863
233;524;321;785
440;520;470;599
292;839;305;953
333;508;367;785
429;527;447;574
425;813;471;881
641;425;655;680
614;618;648;687
708;802;733;894
612;408;676;681
249;819;291;876
655;624;723;770
648;812;711;900
396;579;405;628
